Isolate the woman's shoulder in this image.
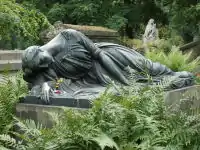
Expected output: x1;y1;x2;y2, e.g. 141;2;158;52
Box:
61;29;80;35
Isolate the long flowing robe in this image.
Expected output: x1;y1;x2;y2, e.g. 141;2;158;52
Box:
23;29;194;98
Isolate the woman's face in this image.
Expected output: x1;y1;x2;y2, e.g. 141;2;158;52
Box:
37;51;53;68
22;50;44;74
22;47;53;75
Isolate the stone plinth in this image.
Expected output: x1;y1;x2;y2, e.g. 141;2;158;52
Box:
0;50;23;72
15;103;87;128
16;95;91;127
180;40;200;60
20;95;92;108
0;60;22;71
0;50;23;60
164;85;200;112
16;85;200;128
40;23;120;44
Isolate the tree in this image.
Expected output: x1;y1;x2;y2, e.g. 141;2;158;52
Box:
155;0;200;42
19;0;167;38
0;0;50;49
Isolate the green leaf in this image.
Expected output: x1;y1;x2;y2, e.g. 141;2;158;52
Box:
91;133;119;150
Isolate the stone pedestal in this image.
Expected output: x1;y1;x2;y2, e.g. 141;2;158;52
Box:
164;85;200;112
0;50;22;72
16;85;200;127
16;95;90;127
20;95;92;108
40;23;120;44
180;40;200;60
15;103;87;128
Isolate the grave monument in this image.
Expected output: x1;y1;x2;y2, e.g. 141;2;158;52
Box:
143;18;159;48
20;28;194;106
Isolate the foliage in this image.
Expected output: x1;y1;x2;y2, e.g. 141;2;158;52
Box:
119;37;143;49
157;25;171;39
0;0;50;49
106;15;128;31
146;45;200;72
194;75;200;85
19;0;167;37
10;0;200;42
0;71;28;134
1;80;200;149
119;35;184;55
147;35;184;53
155;0;200;42
47;3;67;24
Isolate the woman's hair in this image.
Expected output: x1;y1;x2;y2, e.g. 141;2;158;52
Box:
22;46;42;69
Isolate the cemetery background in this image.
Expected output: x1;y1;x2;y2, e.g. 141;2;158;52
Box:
1;0;200;149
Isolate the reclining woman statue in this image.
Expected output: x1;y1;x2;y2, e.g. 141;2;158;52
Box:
22;29;194;103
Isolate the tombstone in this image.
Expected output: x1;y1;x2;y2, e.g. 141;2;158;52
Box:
40;21;120;44
164;85;200;113
142;19;159;48
16;103;87;128
16;84;200;127
15;27;195;127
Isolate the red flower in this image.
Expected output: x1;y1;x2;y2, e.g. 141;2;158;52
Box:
54;90;61;94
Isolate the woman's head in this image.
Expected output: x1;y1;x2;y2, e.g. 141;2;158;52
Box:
22;46;41;69
22;46;53;72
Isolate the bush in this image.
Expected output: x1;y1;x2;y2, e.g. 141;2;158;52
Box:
0;71;28;134
145;45;200;72
47;3;67;24
0;0;50;49
1;81;200;149
119;37;143;49
158;25;171;39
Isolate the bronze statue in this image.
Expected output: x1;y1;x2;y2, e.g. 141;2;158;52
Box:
22;29;194;104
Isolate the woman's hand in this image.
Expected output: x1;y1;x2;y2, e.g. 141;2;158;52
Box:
41;82;53;104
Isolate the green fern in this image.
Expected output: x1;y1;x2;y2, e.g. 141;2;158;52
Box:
1;71;200;149
0;71;28;133
146;45;200;72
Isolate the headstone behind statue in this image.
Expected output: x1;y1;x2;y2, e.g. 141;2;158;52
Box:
40;21;120;44
142;19;159;48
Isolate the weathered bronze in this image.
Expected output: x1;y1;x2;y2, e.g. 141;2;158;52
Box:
22;29;194;103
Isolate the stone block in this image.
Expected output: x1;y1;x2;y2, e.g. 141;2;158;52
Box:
0;50;23;60
20;95;92;108
15;103;87;128
164;85;200;112
0;50;23;72
16;85;200;127
0;60;22;71
40;23;121;44
180;40;200;60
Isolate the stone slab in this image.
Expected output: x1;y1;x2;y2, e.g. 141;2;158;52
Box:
164;85;200;112
0;50;23;71
180;40;200;52
0;50;23;60
59;24;118;37
15;103;87;128
16;95;91;127
20;95;92;108
15;85;200;128
40;23;120;44
179;40;200;60
0;60;22;71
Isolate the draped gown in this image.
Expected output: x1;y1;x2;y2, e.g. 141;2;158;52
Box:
23;29;194;99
